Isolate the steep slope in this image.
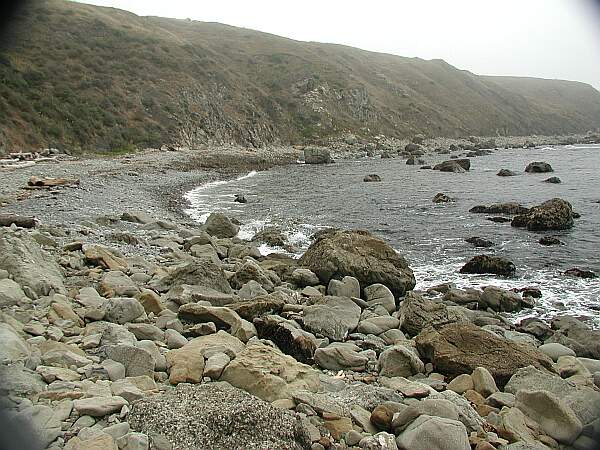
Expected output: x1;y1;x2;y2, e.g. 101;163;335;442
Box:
1;0;599;152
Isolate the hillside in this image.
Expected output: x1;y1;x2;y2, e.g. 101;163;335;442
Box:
1;0;600;152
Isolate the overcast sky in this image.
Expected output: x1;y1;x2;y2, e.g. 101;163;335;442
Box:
73;0;600;90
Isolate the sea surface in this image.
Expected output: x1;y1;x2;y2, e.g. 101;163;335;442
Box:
185;145;600;326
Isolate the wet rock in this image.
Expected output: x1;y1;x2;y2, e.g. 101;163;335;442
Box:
290;268;320;287
299;229;415;298
459;255;516;277
464;237;495;248
543;176;561;184
434;159;470;172
220;339;320;401
129;382;311;450
469;203;529;215
539;236;562;246
363;174;382;182
234;193;247;203
251;227;288;248
497;169;518;176
525;161;553;173
564;268;597;279
538;343;576;361
512;198;574;231
432;193;454;203
415;322;555;387
480;286;523;312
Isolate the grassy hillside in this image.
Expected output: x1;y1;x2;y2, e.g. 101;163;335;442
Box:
1;0;599;152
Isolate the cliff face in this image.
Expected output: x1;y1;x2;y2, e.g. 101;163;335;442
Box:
1;0;599;151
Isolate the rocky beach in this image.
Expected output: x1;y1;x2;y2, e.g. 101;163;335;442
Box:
0;135;599;450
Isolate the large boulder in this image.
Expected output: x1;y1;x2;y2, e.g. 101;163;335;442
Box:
395;415;470;450
304;147;333;164
459;255;516;277
204;212;239;238
0;323;30;363
220;340;320;402
525;161;553;173
469;202;529;215
398;292;468;336
511;198;574;231
433;159;470;172
128;382;311;450
516;390;582;444
0;230;66;298
298;229;415;298
149;260;232;294
415;323;555;387
302;296;361;341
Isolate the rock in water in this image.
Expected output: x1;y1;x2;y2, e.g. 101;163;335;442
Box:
564;268;597;279
525;161;553;173
363;174;382;182
415;322;555;387
539;236;562;246
511;198;574;231
464;237;494;248
204;212;239;238
128;383;311;450
298;229;415;298
433;159;470;172
304;147;333;164
459;255;516;277
497;169;518;177
544;176;561;184
0;229;66;298
433;193;454;203
233;193;247;203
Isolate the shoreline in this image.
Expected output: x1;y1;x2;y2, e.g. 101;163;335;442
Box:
1;137;599;449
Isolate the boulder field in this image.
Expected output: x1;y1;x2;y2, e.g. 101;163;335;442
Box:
0;213;598;450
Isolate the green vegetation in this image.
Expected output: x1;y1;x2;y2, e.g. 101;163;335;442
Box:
0;0;599;153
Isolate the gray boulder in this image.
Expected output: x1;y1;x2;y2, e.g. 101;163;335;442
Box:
149;260;232;294
525;161;553;173
377;345;424;377
304;147;333;164
104;297;145;324
299;229;415;298
303;296;361;341
204;212;239;238
0;229;66;298
395;415;470;450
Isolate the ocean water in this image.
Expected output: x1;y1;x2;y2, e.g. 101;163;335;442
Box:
185;145;600;326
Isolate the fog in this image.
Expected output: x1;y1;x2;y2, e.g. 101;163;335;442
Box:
73;0;600;90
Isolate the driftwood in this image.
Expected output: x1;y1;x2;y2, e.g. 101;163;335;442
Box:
0;214;37;228
27;176;80;187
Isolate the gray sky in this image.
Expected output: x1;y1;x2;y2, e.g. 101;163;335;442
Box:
74;0;600;90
